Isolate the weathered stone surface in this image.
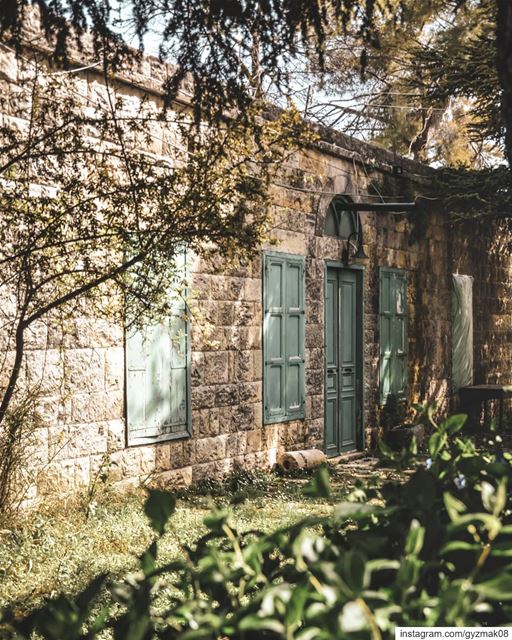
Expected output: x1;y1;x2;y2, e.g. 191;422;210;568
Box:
63;349;105;393
204;351;229;385
195;435;228;463
215;384;239;407
105;347;124;391
151;466;193;488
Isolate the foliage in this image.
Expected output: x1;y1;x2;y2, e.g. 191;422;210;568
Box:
3;412;512;637
437;165;512;221
0;389;45;517
305;0;507;168
0;0;384;123
0;471;335;612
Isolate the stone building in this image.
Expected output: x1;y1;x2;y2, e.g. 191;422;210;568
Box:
2;41;512;499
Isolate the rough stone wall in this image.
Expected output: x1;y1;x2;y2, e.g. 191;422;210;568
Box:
2;42;512;503
451;219;512;389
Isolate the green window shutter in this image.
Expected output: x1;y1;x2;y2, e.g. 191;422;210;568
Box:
379;268;407;403
264;253;305;423
126;250;191;445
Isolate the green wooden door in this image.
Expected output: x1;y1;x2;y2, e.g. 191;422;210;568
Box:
325;267;361;456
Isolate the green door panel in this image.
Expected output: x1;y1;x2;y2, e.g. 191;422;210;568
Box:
340;271;357;450
325;267;361;456
325;272;339;454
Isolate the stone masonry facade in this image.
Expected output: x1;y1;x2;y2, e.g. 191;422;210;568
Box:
2;42;512;501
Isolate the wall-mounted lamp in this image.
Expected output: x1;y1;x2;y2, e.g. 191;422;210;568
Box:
342;231;369;265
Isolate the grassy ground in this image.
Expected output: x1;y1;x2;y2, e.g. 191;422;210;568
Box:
0;458;395;612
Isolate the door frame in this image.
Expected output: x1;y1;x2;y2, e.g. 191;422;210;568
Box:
323;261;365;454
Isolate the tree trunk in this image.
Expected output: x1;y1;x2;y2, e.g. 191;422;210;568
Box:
497;0;512;170
0;321;26;425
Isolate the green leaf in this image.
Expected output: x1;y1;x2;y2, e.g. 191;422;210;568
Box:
378;439;395;459
140;542;157;577
428;431;447;457
238;614;285;633
144;489;176;535
334;502;376;522
342;550;367;593
404;519;425;556
285;581;310;628
444;492;467;522
475;572;512;600
365;559;400;574
441;414;467;435
440;541;481;555
448;512;502;538
396;556;421;590
303;466;331;498
203;508;229;533
481;478;507;516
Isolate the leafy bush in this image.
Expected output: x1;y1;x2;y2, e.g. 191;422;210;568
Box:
2;412;512;638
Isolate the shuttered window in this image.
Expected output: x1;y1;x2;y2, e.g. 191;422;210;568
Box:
263;252;305;424
125;253;191;445
379;268;407;403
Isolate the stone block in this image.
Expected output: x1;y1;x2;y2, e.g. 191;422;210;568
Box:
233;302;254;326
217;302;234;325
63;349;105;393
246;428;263;453
247;326;261;349
215;384;239;406
253;350;263;380
49;422;108;460
239;381;262;404
0;47;18;82
192;385;216;409
25;349;63;395
192;408;212;437
24;322;49;351
74;457;91;488
191;458;232;483
151;466;192;489
182;439;196;466
71;392;107;424
242;278;261;302
105;347;124;390
204;351;229;385
36;396;63;426
226;431;247;457
306;369;323;395
107;419;125;451
306;326;323;349
231;404;256;431
195;435;228;463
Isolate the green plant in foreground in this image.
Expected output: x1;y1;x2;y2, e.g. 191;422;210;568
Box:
2;412;512;639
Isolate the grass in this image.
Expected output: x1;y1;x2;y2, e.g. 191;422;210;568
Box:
0;461;395;613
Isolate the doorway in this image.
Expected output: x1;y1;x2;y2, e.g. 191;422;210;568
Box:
324;266;363;456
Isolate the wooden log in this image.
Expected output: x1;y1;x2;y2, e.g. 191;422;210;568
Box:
278;449;327;471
